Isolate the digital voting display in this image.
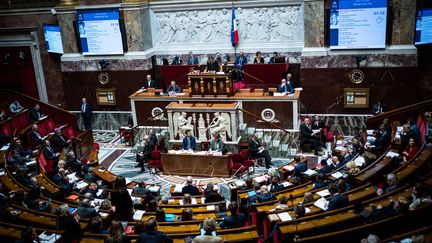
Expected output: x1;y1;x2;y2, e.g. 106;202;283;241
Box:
415;9;432;45
43;24;64;54
329;0;387;50
77;9;124;55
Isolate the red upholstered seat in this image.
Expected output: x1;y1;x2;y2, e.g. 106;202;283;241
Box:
43;117;56;133
38;151;54;177
148;150;162;171
62;126;75;139
1;123;13;136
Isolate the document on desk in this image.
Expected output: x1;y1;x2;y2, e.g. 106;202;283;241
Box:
206;205;216;211
314;197;329;211
331;171;343;179
316;189;331;197
191;198;197;205
386;151;399;158
303;169;317;177
133;210;146;221
173;184;183;193
277;212;293;222
67;172;79;183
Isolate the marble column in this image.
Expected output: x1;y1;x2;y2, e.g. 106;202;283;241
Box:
123;7;153;51
391;0;416;45
303;0;324;48
57;12;79;54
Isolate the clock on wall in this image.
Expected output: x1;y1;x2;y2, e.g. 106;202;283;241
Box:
98;72;110;85
349;69;365;84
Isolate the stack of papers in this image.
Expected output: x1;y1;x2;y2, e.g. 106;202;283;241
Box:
282;165;295;171
191;198;197;205
354;156;365;167
303;169;317;177
206;205;216;211
331;172;343;179
316;189;331;197
277;212;293;222
148;186;160;192
75;181;88;190
99;212;109;217
386;151;399;158
25;160;37;166
66;172;79;183
314;197;329;211
282;181;293;188
253;175;268;184
133;210;145;221
234;180;245;187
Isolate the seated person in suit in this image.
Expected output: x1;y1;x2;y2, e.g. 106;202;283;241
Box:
372;100;386;115
52;128;71;152
400;124;420;151
43;140;60;164
136;217;172;243
29;103;43;122
141;74;157;91
182;176;201;196
277;78;294;94
292;156;307;177
29;124;44;148
57;205;82;242
76;199;98;219
248;134;272;169
371;124;391;154
219;201;246;229
177;208;194;221
300;118;321;153
269;52;278;64
12;138;34;158
312;173;330;190
83;182;99;199
9;100;24;114
52;169;73;192
269;176;284;193
376;173;400;196
335;147;353;169
171;56;182;65
205;186;225;203
205;56;219;72
136;135;155;173
318;159;332;174
187;51;199;65
181;130;197;151
209;134;224;152
253;51;264;64
194;218;222;243
368;196;409;221
166;80;182;96
8;150;31;166
256;185;276;203
326;186;349;211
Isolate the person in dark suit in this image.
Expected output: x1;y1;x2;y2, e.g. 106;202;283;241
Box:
318;159;332;174
148;129;158;145
110;177;133;221
234;51;247;81
300;118;320;153
137;135;155;173
182;176;200;196
51;128;71;152
312;173;330;190
171;56;182;65
57;205;82;242
269;52;278;64
292;157;307;176
326;186;349;211
166;80;182;95
371;123;391;154
187;51;199;65
400;124;420;151
372;101;386;115
205;56;219;72
181;130;196;151
269;177;284;193
277;78;294;94
312;115;325;130
205;187;225;203
29;104;42;122
253;51;264;64
220;202;246;229
43;140;60;164
256;185;276;203
12;138;33;157
29;124;44;148
76;199;98;219
80;97;92;130
249;134;272;169
137;218;173;243
335;147;353;169
142;74;157;91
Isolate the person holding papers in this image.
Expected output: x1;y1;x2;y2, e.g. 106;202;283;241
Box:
249;134;273;169
209;134;224;153
181;130;196;151
137;135;155;173
277;78;294;94
166;80;182;96
29;103;43;122
219;202;246;229
326;186;349;211
300;118;321;154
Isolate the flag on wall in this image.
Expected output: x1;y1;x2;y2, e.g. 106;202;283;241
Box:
231;7;239;47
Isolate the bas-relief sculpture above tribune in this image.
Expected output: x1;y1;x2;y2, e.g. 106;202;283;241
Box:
152;6;303;47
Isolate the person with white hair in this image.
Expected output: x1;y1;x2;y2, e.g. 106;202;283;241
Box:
181;176;200;196
193;217;222;243
136;134;155;173
335;147;353;169
377;173;400;196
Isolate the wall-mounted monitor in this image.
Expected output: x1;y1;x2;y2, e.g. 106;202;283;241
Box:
415;9;432;45
76;9;126;55
329;0;388;50
43;24;64;54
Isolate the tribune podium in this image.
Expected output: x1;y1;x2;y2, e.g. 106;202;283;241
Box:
187;72;232;96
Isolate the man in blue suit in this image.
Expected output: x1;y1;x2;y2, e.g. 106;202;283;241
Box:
220;202;246;229
181;130;196;151
327;186;349;211
80;97;92;130
234;51;247;81
335;147;353;169
187;51;199;65
277;79;294;94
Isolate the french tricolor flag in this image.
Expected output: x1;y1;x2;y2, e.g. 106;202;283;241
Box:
231;7;239;47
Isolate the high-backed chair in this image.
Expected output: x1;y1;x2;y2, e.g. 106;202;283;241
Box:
148;150;162;173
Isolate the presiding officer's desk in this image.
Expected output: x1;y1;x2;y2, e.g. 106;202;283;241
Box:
129;89;301;131
162;150;230;177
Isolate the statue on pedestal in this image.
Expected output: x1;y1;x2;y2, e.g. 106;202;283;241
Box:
174;112;194;139
207;112;231;141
